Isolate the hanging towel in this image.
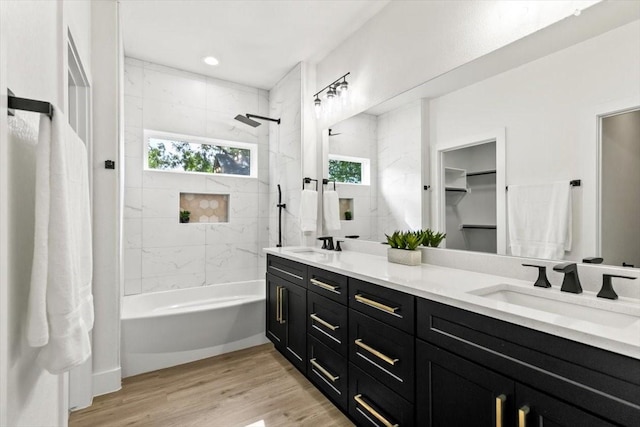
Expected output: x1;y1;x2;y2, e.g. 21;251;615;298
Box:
27;109;94;374
507;181;572;260
300;189;318;232
323;190;341;231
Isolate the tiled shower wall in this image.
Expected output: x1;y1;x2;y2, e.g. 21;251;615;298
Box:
123;57;269;295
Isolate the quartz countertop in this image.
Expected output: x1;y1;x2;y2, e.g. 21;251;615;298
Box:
264;247;640;360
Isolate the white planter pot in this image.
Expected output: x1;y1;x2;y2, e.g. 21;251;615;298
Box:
387;248;422;266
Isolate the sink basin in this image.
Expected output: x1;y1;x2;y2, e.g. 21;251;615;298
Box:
285;248;333;262
470;284;640;329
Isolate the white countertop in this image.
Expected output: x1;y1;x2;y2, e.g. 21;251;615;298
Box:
264;247;640;360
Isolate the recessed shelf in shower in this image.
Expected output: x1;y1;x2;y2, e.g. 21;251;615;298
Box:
180;193;229;223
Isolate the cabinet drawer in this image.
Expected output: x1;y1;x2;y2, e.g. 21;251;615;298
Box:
308;291;348;356
308;266;348;305
267;255;307;288
349;363;414;427
308;335;348;412
349;309;415;401
349;278;414;334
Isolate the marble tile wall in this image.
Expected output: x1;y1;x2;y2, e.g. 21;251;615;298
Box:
376;100;423;240
267;64;304;254
123;57;269;295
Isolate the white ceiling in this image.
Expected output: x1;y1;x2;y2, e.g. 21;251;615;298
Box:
119;0;389;90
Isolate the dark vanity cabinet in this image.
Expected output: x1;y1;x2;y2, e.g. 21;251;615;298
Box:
266;254;640;427
266;256;308;373
416;299;639;427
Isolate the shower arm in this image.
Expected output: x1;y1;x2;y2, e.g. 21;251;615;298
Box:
246;114;281;125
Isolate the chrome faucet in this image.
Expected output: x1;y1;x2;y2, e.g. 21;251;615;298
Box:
553;262;582;294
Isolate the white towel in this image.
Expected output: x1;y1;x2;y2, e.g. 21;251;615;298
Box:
27;110;94;374
507;181;572;260
300;189;318;232
323;190;341;231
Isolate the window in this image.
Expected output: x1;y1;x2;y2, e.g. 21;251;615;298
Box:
328;154;370;185
144;130;257;177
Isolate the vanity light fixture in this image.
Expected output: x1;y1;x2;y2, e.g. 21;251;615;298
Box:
202;56;219;66
313;72;350;117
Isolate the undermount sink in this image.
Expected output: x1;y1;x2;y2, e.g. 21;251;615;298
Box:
469;284;640;329
286;248;333;261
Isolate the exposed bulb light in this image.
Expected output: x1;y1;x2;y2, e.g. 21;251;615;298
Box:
313;72;350;118
326;85;337;99
338;79;349;95
202;56;219;66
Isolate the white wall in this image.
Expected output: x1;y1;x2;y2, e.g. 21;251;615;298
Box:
91;0;121;397
0;0;93;424
315;0;599;127
429;20;640;261
376;100;422;241
122;59;269;295
268;63;304;248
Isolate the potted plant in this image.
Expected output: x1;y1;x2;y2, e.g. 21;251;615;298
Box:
344;210;352;221
420;229;446;248
385;230;424;266
179;210;191;223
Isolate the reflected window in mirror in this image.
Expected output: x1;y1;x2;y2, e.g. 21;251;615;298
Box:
328;154;370;185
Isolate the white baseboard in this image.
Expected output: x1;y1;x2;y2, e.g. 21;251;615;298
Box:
92;366;121;397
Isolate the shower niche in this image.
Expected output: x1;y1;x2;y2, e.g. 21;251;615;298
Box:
179;192;229;223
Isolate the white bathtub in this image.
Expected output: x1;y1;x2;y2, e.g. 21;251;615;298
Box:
121;280;267;377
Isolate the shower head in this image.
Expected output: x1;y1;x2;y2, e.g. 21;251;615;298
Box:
234;114;261;127
234;113;281;127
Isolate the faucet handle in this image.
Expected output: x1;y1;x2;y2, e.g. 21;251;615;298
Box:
582;257;604;264
317;237;329;250
553;262;577;273
335;240;344;252
597;274;637;300
522;264;552;288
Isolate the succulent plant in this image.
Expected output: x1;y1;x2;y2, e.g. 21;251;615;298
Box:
385;230;424;250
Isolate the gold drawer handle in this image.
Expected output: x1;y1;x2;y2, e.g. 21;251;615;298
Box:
310;313;339;331
518;405;530;427
354;394;399;427
310;278;339;292
276;286;282;322
495;394;506;427
354;339;398;366
310;358;339;382
278;286;286;324
354;294;398;314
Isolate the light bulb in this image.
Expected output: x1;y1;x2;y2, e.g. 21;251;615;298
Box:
202;56;219;66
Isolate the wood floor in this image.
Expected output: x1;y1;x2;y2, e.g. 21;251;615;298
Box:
69;344;353;427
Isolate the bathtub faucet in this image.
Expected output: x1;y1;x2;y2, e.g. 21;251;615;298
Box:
318;236;334;250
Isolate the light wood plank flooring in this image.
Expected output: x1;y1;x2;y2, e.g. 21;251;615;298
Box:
70;344;353;427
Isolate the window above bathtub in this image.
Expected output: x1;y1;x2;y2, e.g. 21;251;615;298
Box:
144;130;257;178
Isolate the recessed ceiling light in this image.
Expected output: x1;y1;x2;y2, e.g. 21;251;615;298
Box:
203;56;219;66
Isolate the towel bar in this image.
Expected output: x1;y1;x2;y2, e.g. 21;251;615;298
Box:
506;180;580;191
7;88;53;119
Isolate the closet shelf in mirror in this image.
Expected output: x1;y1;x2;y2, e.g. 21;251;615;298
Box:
459;224;497;230
466;170;496;177
445;187;468;192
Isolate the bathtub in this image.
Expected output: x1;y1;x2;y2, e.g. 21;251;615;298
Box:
121;280;267;377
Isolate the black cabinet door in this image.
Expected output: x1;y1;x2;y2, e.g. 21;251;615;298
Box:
515;384;617;427
416;340;515;427
307;291;348;356
266;273;285;349
283;279;307;374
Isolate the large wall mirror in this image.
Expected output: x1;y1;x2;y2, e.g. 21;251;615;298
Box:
320;2;640;269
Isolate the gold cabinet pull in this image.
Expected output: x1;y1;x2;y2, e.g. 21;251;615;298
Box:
354;294;398;314
518;405;530;427
310;313;339;331
310;358;339;382
278;286;286;324
354;394;399;427
275;285;282;322
354;339;399;366
495;394;506;427
310;278;339;292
